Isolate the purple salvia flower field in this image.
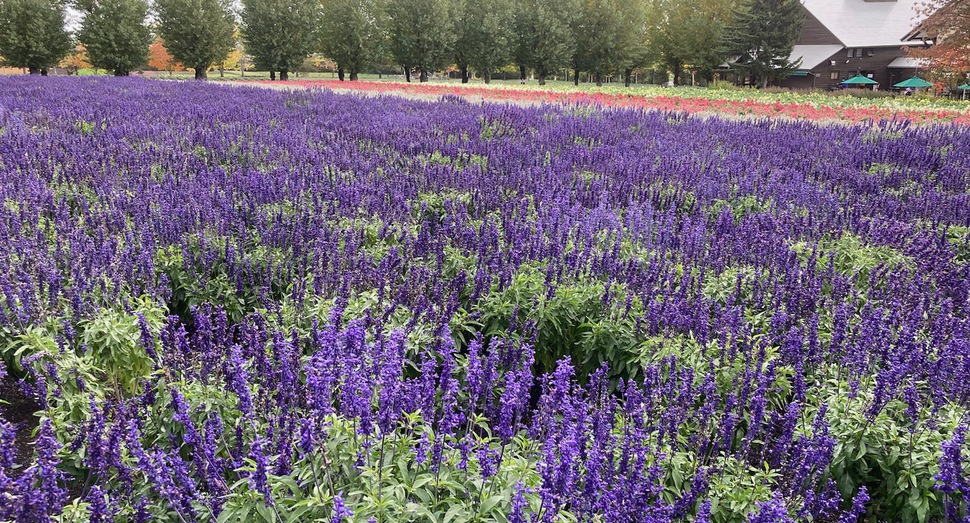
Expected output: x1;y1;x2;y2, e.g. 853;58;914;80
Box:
1;76;970;522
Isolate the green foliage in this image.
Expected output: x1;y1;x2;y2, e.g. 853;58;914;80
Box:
572;0;645;83
76;0;152;76
318;0;387;80
0;0;72;73
410;189;474;225
649;180;697;215
80;305;158;395
942;224;970;264
154;0;236;78
720;0;802;88
791;232;913;286
709;194;773;222
700;265;758;304
193;412;556;522
453;0;514;82
825;391;960;523
476;264;645;381
707;458;782;523
613;0;652;76
512;0;579;84
155;240;284;325
866;162;897;175
241;0;321;78
387;0;455;82
6;297;164;428
73;119;104;135
479;115;516;140
643;0;735;84
5;324;59;375
709;80;738;90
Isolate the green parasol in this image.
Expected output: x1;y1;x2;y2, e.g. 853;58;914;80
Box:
841;75;878;85
893;77;933;88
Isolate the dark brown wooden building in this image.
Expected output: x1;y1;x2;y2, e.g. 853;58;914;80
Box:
778;0;929;90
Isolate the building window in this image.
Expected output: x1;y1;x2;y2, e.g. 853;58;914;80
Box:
830;71;840;80
865;49;874;57
847;48;856;58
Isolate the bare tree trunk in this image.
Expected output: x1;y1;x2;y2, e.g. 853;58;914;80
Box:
538;68;547;85
280;70;289;81
195;68;207;80
460;64;469;83
483;71;491;84
574;68;580;86
270;70;276;81
404;67;411;82
519;65;526;82
349;70;358;81
624;68;632;87
419;67;428;82
338;67;345;81
595;72;603;86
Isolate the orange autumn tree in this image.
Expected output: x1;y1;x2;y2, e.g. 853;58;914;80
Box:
906;0;970;83
148;37;185;73
220;47;242;71
60;44;92;73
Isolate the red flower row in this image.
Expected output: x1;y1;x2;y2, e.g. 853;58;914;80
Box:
246;79;970;125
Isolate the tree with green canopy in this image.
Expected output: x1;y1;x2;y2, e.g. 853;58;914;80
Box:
242;0;321;81
76;0;152;76
513;0;578;85
319;0;387;81
453;0;513;83
647;0;735;85
721;0;802;88
569;0;600;85
387;0;455;82
155;0;235;80
0;0;72;75
571;0;643;86
614;0;650;86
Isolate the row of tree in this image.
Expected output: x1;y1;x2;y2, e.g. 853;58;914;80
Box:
0;0;805;86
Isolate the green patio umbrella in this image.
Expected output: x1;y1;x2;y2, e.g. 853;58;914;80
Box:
958;83;970;100
841;75;878;86
893;77;933;88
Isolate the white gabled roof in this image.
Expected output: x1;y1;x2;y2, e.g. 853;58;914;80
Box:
791;44;845;69
887;56;929;68
802;0;927;47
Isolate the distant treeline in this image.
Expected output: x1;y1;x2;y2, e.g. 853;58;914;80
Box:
0;0;802;86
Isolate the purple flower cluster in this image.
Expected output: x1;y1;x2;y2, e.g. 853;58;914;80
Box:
1;76;969;521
